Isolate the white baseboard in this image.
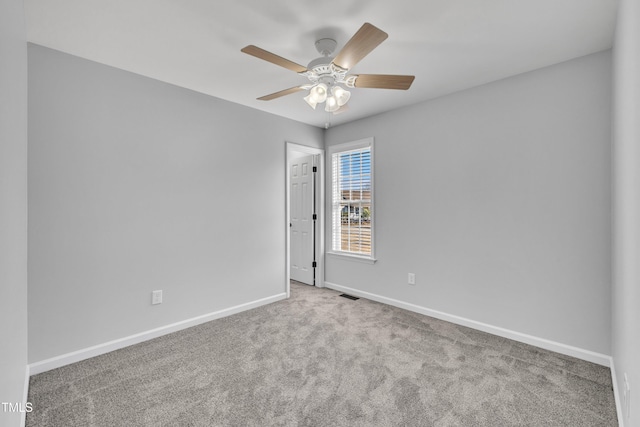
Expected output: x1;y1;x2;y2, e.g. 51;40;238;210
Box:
29;293;287;375
21;364;30;427
325;282;611;367
610;358;625;427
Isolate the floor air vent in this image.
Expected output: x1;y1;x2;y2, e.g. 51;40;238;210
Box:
340;294;360;301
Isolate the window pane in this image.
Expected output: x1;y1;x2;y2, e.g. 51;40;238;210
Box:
332;145;372;256
341;205;371;254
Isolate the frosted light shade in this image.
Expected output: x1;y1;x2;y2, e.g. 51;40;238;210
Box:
310;83;328;103
332;86;351;106
325;95;340;112
304;94;318;109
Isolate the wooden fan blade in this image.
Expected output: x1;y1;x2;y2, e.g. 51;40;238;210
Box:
241;45;308;73
332;23;388;71
353;74;415;90
257;86;306;101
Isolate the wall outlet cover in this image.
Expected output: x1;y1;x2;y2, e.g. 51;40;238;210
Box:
152;290;163;305
408;273;416;285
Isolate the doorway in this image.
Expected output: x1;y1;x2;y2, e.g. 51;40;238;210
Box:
290;153;314;285
286;142;324;298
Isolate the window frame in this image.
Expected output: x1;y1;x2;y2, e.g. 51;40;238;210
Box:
327;137;376;263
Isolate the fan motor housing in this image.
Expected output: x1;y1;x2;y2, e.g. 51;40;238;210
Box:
305;56;348;87
307;57;333;71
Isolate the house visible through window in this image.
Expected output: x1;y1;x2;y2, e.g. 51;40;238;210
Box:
330;138;374;259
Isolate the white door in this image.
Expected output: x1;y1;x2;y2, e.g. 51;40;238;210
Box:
290;154;314;285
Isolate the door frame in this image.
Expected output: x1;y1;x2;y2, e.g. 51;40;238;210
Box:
285;142;325;298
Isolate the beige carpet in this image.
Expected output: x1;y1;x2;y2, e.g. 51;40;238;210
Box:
27;281;617;426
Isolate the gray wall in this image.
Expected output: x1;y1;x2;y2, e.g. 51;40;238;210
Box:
28;45;323;363
325;51;612;355
612;0;640;424
0;0;29;426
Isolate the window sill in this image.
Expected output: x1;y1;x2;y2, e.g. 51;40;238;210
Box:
326;252;377;264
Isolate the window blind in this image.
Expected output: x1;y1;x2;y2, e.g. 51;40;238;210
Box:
331;146;372;255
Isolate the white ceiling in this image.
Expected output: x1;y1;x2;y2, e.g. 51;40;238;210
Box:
24;0;618;128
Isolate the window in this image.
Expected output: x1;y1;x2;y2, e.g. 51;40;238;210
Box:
329;138;374;260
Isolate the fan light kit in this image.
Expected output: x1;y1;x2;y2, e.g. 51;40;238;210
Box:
241;23;415;115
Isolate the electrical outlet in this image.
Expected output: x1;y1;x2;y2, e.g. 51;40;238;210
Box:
152;290;163;305
624;373;630;419
408;273;416;285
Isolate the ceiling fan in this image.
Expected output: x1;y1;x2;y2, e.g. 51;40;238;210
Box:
241;23;415;114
